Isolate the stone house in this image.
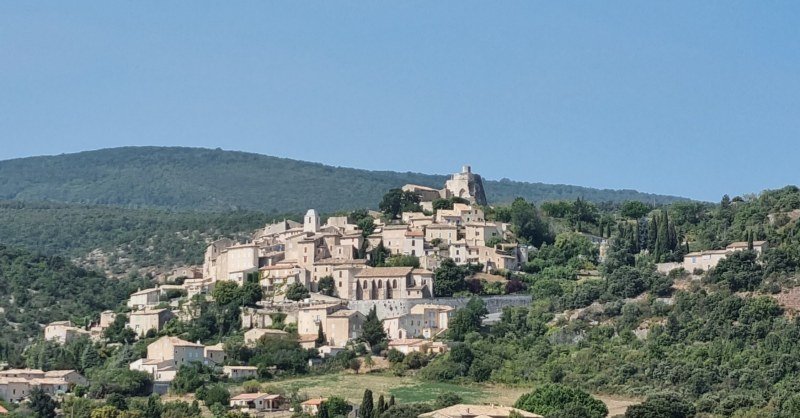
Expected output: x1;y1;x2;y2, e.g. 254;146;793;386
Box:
147;336;205;366
44;321;90;345
204;343;226;365
353;267;434;301
128;308;174;337
325;310;365;347
244;328;289;347
301;398;327;415
425;224;458;245
230;393;284;412
223;366;258;380
127;287;162;310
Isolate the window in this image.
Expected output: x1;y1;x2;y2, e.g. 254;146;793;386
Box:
338;281;342;287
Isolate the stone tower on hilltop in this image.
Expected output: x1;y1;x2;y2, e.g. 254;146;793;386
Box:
444;165;488;206
402;165;489;210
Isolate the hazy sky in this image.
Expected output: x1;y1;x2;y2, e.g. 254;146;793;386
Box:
1;2;798;201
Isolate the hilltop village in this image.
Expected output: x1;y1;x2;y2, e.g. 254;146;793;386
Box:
6;166;799;418
10;166;543;417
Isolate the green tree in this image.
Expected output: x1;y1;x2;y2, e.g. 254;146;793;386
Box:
706;250;763;291
514;385;607;418
212;281;241;306
620;201;651;219
357;217;376;238
379;189;421;219
369;241;391;267
625;392;695;418
448;298;487;341
29;387;58;418
91;406;121;418
606;266;647;298
170;362;218;394
198;384;229;408
285;283;310;301
509;198;552;246
104;314;136;344
318;276;336;296
323;396;351;417
375;394;386;417
80;344;103;372
239;281;263;307
385;255;420;268
143;394;162;418
106;393;128;411
433;258;468;297
360;389;374;418
360;307;387;348
434;393;463;409
315;322;326;347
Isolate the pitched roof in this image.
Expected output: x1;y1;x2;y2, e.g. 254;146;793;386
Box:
355;267;413;278
418;404;542;418
43;370;79;378
231;392;282;401
224;365;258;370
388;338;425;347
131;288;160;296
204;343;225;351
327;310;361;318
727;240;767;248
314;258;368;266
245;328;288;334
426;223;458;229
410;304;454;314
301;398;327;406
154;336;203;348
130;308;169;316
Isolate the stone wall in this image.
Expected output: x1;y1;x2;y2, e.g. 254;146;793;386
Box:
347;295;532;319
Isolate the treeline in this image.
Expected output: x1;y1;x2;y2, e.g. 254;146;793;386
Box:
0;200;286;272
0;245;148;363
0;146;686;213
415;185;800;417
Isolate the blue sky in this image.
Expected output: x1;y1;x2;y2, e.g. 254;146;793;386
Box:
1;2;798;201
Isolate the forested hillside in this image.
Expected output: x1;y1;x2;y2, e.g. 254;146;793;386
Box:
416;186;800;417
0;245;148;363
0;147;686;213
0;201;288;275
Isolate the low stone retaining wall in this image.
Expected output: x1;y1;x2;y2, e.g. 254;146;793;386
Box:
347;295;532;318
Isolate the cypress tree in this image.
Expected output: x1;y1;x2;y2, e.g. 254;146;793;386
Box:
647;217;658;253
315;322;325;347
360;389;374;418
656;211;669;261
376;394;386;415
747;231;754;250
389;395;396;407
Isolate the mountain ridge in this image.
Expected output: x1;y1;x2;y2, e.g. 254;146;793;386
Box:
0;146;688;213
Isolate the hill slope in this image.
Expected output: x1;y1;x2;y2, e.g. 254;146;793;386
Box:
0;147;686;212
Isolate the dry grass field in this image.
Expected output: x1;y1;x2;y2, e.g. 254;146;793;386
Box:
251;372;639;416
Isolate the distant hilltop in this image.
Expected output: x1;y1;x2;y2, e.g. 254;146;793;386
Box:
0;147;688;213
